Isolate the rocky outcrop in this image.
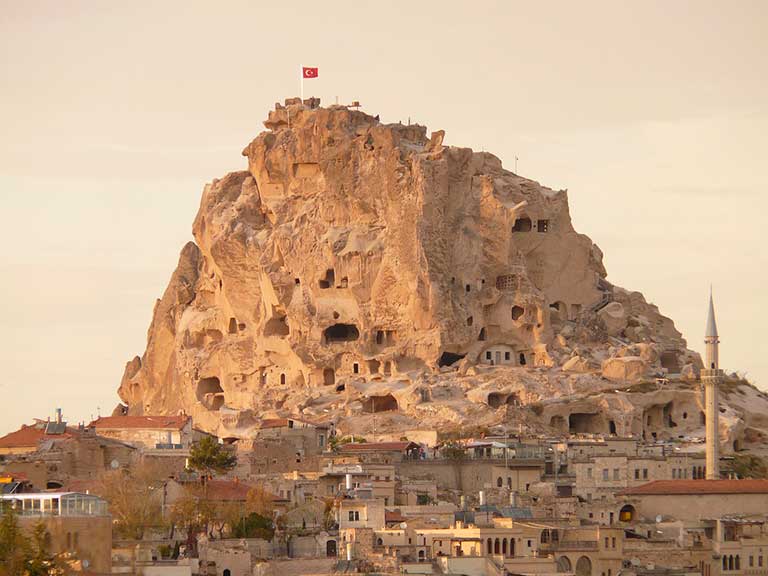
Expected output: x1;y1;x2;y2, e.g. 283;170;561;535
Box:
118;98;698;436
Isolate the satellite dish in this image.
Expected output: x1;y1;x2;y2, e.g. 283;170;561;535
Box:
110;459;120;470
655;514;663;523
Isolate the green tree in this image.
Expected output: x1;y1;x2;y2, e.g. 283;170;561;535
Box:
0;509;68;576
0;505;29;576
187;437;237;476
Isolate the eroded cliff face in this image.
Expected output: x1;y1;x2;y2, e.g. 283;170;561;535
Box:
118;98;693;435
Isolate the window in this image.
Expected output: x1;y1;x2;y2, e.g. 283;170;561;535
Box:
672;469;677;479
634;469;640;480
750;556;754;568
587;468;593;479
348;510;360;521
537;219;549;233
643;468;648;479
353;363;359;374
486;351;492;360
497;477;503;487
504;351;510;361
605;537;609;548
602;469;609;481
613;468;619;480
612;537;616;548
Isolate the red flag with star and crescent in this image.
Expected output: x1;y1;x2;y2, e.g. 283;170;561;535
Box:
302;67;318;78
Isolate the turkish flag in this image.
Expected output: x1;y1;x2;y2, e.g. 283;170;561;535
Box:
302;67;318;79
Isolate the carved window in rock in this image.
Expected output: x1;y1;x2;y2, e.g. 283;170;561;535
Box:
496;275;517;291
512;217;532;232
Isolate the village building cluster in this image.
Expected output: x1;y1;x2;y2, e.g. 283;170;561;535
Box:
2;294;768;576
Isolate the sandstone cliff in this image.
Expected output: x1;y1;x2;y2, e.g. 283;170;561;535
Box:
120;98;739;444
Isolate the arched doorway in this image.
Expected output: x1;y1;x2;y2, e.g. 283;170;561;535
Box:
619;504;636;522
557;556;573;573
576;556;592;576
326;540;337;557
494;538;500;554
502;538;507;555
487;538;492;554
223;570;231;576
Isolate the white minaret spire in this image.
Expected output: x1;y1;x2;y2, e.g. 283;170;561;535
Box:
702;288;722;480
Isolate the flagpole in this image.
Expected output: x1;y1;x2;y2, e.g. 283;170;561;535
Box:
300;64;304;101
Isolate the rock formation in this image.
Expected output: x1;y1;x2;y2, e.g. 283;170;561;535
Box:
118;98;763;453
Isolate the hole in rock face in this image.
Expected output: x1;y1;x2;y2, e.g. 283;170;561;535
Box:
228;318;238;334
265;316;290;336
487;392;521;408
660;351;681;372
512;217;532;232
319;269;335;289
323;324;360;343
336;383;345;392
511;306;524;321
550;415;567;431
438;352;465;367
353;363;359;374
363;394;398;413
478;327;487;341
196;377;224;411
467;316;473;326
568;412;606;434
280;373;286;385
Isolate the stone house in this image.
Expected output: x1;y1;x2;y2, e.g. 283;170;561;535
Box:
88;415;197;449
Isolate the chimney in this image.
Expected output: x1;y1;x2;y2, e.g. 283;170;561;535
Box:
56;408;62;424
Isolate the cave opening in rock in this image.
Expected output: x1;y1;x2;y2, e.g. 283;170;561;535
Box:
550;415;567;431
367;359;380;374
478;327;487;341
467;316;473;326
323;323;360;343
265;316;290;336
438;352;465;367
488;392;521;408
609;420;617;435
363;394;398;413
319;269;335;289
323;368;335;386
335;383;345;392
512;217;532;232
196;377;224;411
568;412;605;434
511;306;524;321
660;351;681;372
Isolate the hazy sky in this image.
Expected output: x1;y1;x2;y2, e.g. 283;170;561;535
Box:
1;0;766;434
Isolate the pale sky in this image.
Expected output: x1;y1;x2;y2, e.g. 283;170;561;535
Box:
1;0;766;435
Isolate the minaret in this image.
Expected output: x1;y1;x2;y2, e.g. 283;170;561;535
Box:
702;290;722;480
